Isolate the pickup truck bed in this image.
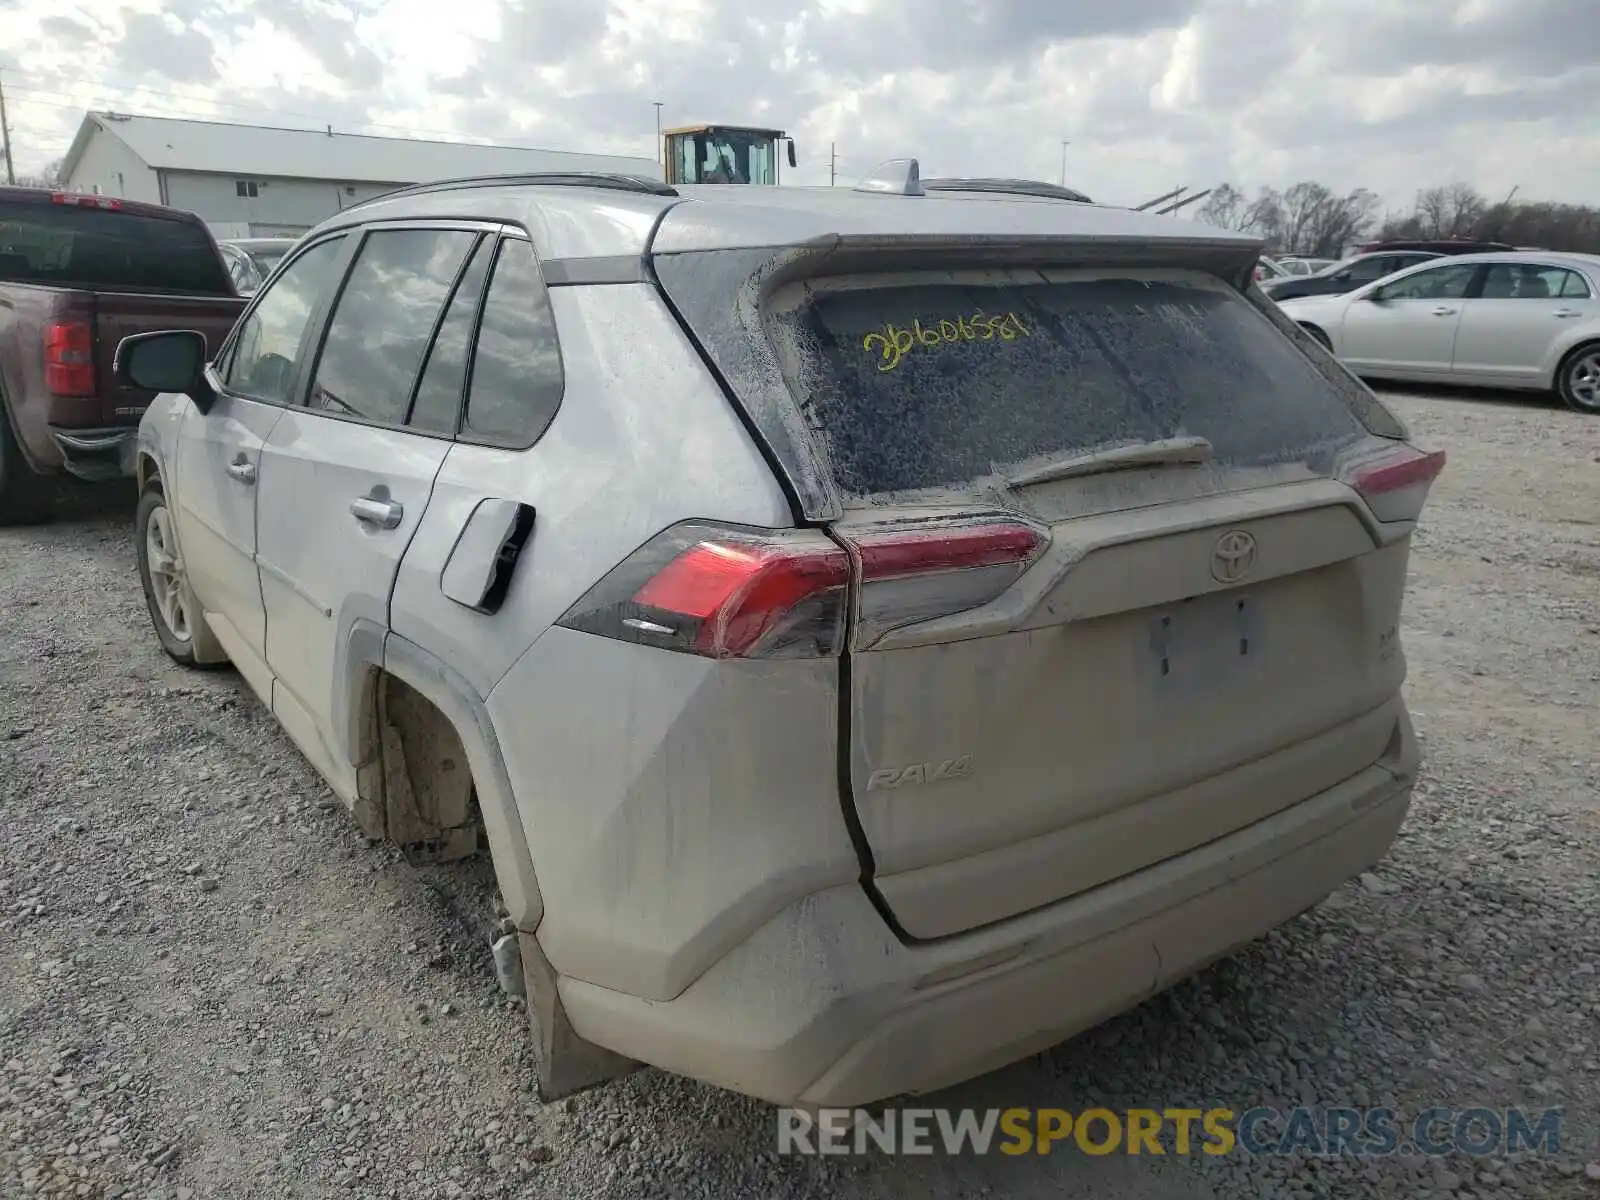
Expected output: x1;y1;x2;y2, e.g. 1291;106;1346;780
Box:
0;188;247;523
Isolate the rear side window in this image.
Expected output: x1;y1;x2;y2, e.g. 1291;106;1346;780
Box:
771;272;1367;499
307;228;476;426
461;238;564;446
0;200;233;294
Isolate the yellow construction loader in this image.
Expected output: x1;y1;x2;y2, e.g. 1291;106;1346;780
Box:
662;124;796;185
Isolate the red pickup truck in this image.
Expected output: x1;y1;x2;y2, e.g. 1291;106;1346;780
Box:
0;188;248;523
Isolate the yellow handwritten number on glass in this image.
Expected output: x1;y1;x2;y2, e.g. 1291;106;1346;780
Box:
862;311;1029;372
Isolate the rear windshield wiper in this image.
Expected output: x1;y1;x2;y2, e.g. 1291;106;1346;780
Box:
1005;436;1215;487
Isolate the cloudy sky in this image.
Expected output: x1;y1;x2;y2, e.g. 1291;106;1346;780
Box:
0;0;1593;213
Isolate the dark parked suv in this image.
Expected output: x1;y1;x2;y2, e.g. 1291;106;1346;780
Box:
1261;250;1442;302
1355;239;1517;256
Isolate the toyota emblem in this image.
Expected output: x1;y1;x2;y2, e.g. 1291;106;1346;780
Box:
1211;529;1258;584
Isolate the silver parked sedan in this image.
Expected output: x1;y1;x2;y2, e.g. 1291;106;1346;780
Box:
114;169;1442;1108
217;237;298;296
1277;251;1600;413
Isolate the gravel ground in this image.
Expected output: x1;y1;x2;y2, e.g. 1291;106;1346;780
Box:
1;386;1597;1200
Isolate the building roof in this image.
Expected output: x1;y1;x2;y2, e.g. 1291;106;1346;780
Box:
60;112;660;188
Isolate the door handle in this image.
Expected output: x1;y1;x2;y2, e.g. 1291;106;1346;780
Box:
1431;306;1457;316
350;495;404;530
225;458;256;485
1553;308;1583;318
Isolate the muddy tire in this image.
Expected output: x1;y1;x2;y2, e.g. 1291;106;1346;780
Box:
135;485;227;668
0;412;57;527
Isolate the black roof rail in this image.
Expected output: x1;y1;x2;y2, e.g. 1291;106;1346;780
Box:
922;177;1094;205
345;172;679;212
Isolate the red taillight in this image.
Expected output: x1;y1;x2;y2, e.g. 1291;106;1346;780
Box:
845;519;1046;647
557;517;1049;659
51;192;122;210
1340;444;1446;523
43;320;97;396
851;522;1043;579
1348;446;1446;496
631;537;850;658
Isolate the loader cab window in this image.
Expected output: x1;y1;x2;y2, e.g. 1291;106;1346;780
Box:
678;129;777;185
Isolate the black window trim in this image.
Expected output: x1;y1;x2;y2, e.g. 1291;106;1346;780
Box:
400;230;491;432
453;231;568;453
284;218;513;439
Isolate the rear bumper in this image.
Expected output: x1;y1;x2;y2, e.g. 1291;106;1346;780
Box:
558;713;1417;1107
49;426;138;481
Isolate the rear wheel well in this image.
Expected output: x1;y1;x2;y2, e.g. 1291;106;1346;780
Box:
350;668;638;1098
354;671;483;862
137;453;162;494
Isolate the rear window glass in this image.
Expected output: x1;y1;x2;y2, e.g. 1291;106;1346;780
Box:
0;200;233;295
770;271;1367;498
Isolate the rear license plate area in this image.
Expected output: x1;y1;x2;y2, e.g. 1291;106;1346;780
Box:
1145;590;1265;695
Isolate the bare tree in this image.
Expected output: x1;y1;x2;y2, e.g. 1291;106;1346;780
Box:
11;159;63;190
1269;182;1378;257
1412;183;1487;239
1194;182;1293;244
1196;183;1250;231
1208;175;1600;257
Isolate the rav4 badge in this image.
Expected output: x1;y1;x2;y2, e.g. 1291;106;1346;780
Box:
865;755;975;791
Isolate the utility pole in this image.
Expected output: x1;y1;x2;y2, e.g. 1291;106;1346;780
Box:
0;70;16;186
829;142;837;187
653;102;664;166
1059;139;1070;188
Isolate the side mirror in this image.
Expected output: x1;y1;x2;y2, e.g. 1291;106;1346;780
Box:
786;139;797;169
114;330;216;413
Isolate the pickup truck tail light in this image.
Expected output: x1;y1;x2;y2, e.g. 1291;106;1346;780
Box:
44;320;97;397
555;516;1049;659
51;192;123;211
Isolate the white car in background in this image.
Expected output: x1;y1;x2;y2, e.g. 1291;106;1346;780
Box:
1276;257;1338;277
1277;251;1600;414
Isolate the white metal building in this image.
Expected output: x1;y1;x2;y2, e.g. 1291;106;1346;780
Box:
58;112;661;237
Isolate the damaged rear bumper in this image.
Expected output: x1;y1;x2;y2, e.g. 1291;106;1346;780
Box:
554;711;1419;1108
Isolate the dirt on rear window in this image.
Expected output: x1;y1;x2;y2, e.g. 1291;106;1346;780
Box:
766;269;1369;500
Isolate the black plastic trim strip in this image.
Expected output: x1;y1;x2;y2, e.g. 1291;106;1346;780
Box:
542;256;646;286
833;646;918;943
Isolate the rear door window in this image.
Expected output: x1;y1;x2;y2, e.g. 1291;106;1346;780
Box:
305;228;476;426
0;200;233;294
769;271;1367;500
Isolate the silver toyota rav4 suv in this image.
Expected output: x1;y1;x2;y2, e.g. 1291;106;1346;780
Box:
118;166;1443;1108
